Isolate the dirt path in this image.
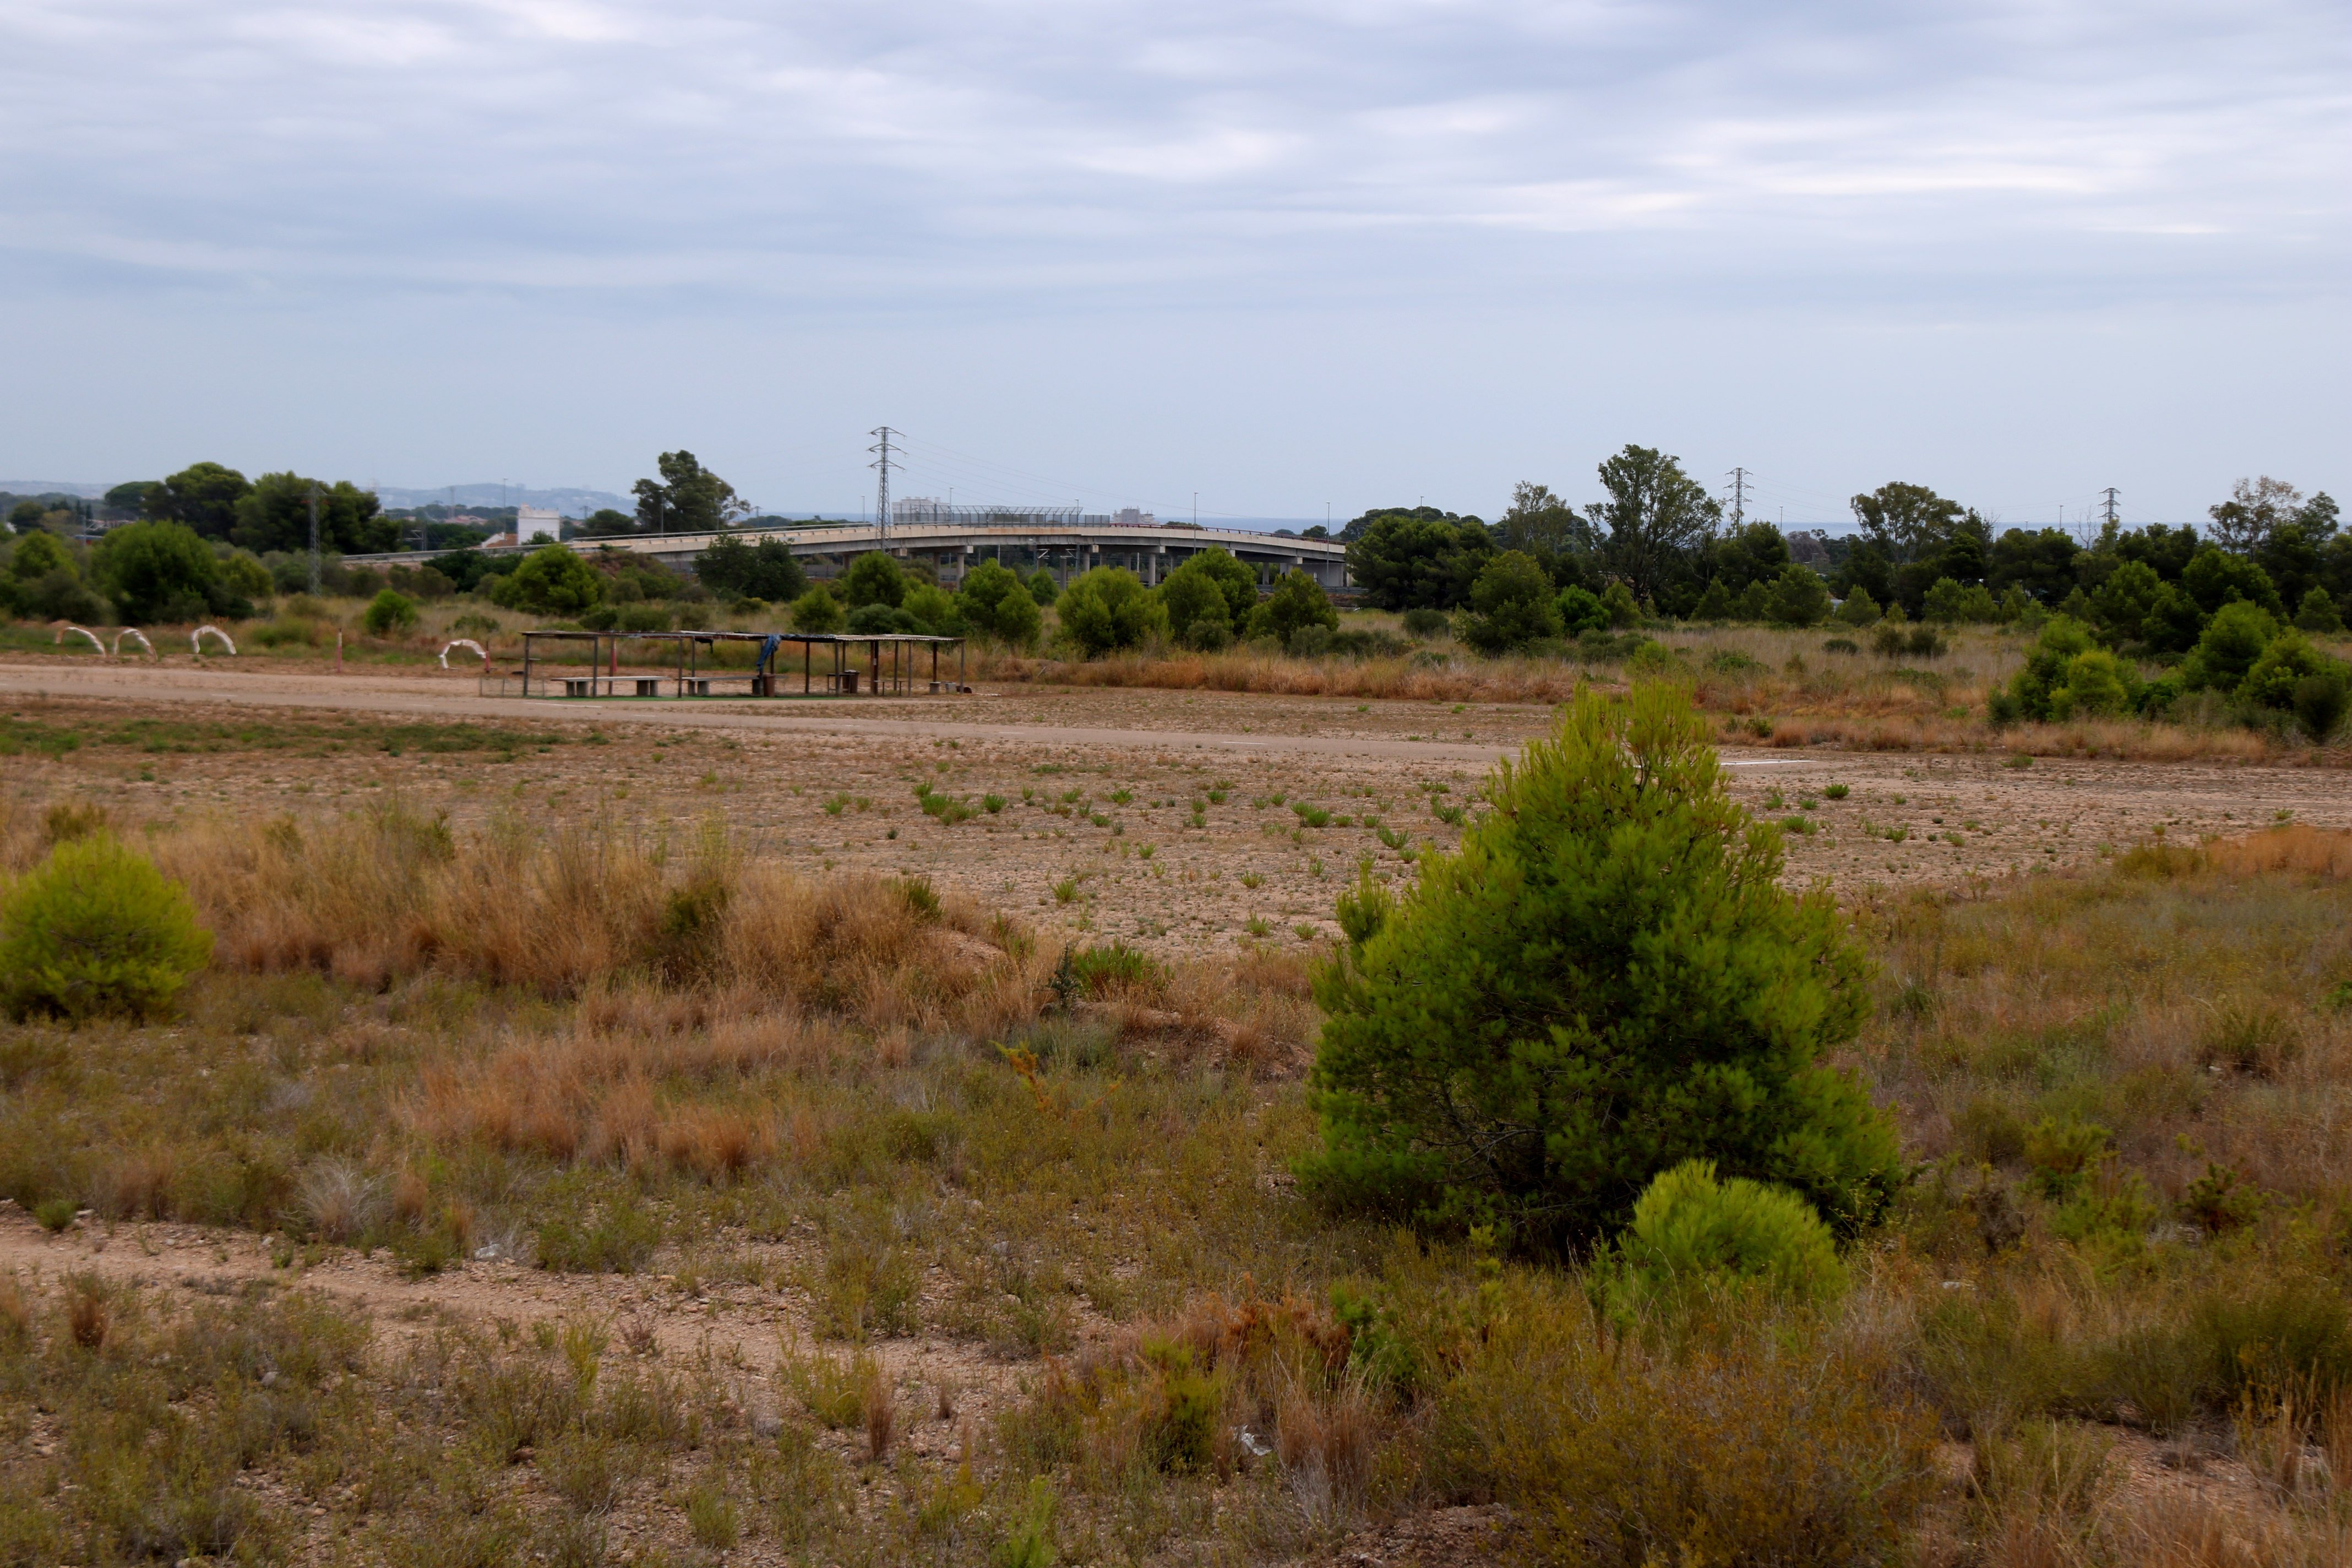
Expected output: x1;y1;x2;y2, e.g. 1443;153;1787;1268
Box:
9;665;2349;959
0;1202;1031;1427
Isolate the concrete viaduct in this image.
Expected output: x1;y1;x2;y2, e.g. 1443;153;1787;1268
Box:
349;522;1353;593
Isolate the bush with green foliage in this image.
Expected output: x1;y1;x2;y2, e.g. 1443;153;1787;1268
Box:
1687;577;1734;623
487;545;603;614
789;586;846;634
899;584;963;636
1919;576;1997;625
2295;586;2344;634
839;551;907;609
1597;1159;1847;1318
1765;564;1834;627
1553;584;1608;636
1401;605;1451;639
1155;547;1258;650
2236;630;2333;712
956;560;1043;646
362;589;420;636
847;602;919;635
91;520;230;623
1456;551;1561;654
1248;568;1339;650
0;834;213;1021
2292;670;2350;742
1024;567;1060;607
1599;581;1640;628
1300;685;1898;1250
2180;545;2282;616
1056;567;1166;657
0;529;106;623
1990;617;2141;723
1829;585;1881;627
694;534;807;603
2181;601;2278;694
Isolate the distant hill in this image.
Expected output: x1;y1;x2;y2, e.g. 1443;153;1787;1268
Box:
371;483;630;515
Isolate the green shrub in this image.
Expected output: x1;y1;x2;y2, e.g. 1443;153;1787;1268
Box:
1994;617;2139;723
2182;601;2278;693
2292;669;2350;742
487;545;603;614
790;586;846;634
1599;1159;1847;1318
1556;585;1609;636
1155;548;1257;647
1300;685;1899;1250
362;589;419;635
1063;942;1163;997
2295;586;2344;634
839;551;907;608
0;835;213;1021
1055;567;1165;657
1456;551;1561;654
1765;564;1833;627
1253;567;1339;649
2236;630;2333;711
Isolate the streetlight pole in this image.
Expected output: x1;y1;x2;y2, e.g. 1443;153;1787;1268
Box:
307;482;322;594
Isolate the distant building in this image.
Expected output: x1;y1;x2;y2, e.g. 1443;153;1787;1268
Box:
517;505;563;543
1113;508;1157;528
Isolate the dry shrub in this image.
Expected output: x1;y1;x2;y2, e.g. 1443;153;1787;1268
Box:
2113;1491;2352;1567
296;1159;385;1242
0;1272;29;1342
1433;1279;1939;1567
655;1105;772;1181
67;1277;109;1351
2205;826;2352;882
101;1146;179;1220
980;646;1583;706
1276;1376;1379;1522
862;1362;896;1461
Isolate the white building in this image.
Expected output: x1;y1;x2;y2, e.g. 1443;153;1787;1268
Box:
516;505;563;543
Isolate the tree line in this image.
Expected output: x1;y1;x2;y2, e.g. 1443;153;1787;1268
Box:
1340;448;2345;646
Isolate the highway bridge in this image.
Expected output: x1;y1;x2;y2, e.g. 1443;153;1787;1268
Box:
347;521;1353;592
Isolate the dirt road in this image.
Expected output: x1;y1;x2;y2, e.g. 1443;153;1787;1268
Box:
8;661;2346;955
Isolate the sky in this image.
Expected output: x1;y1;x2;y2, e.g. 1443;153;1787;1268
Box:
1;1;2344;529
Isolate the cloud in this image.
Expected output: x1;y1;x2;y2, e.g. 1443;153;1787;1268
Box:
0;0;2338;308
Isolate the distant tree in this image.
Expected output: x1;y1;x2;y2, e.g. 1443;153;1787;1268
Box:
1346;513;1494;611
631;450;744;533
1765;565;1833;627
2182;602;2280;693
2108;523;2201;582
7;500;46;533
840;551;908;609
1988;527;2083;605
488;545;603;615
102;481;156;519
696;535;807;603
2181;545;2283;617
2297;587;2345;635
1498;481;1596;559
577;508;639;537
2089;560;2164;643
141;462;251;541
2206;476;2304;556
900;584;963;636
1339;503;1477;546
1589;446;1719;606
1056;567;1166;657
91;521;222;623
1457;552;1563;654
1025;568;1060;607
2141;584;2207;654
1252;568;1340;649
1832;585;1882;628
229;473;391;555
1849;482;1966;563
1707;521;1791;596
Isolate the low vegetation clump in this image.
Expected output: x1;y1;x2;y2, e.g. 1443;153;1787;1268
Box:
1302;685;1900;1249
0;832;212;1020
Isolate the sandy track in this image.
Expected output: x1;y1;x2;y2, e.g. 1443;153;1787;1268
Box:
0;661;1527;765
0;1202;1032;1422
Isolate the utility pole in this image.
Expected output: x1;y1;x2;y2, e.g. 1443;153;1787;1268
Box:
2099;487;2121;528
307;482;322;594
1725;467;1749;528
869;427;898;540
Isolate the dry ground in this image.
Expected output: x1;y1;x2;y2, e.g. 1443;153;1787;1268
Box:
4;661;2348;959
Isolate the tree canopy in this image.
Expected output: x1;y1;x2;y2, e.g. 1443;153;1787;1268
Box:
695;535;807;603
1590;445;1720;606
228;474;393;555
143;462;251;541
1344;513;1494;611
631;451;743;533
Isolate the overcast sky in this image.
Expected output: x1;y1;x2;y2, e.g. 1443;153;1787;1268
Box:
2;0;2343;526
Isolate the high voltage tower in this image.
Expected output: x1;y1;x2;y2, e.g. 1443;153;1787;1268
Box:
2100;487;2121;529
1724;467;1749;527
869;426;899;538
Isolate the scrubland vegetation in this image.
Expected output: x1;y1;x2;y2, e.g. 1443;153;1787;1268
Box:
3;684;2351;1564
